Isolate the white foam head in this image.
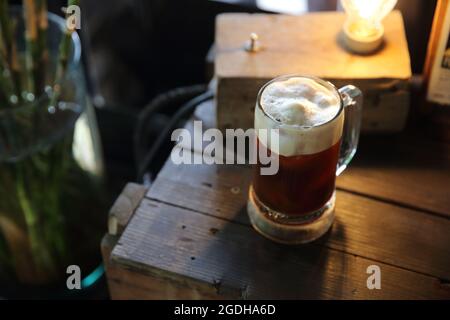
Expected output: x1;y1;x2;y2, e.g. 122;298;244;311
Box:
255;76;344;156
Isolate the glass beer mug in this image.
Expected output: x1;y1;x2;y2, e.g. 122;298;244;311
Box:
248;74;362;244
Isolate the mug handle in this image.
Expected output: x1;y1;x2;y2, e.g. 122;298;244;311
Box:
336;85;363;176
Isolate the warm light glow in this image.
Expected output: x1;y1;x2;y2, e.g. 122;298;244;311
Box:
341;0;397;39
256;0;308;15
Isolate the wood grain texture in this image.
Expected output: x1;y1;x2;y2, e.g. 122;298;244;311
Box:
215;12;411;79
108;183;148;236
106;262;229;300
112;199;450;299
103;226;223;300
336;134;450;217
147;154;450;282
107;104;450;299
103;184;150;298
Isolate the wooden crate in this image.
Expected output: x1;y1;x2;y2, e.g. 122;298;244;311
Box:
215;11;412;133
102;101;450;299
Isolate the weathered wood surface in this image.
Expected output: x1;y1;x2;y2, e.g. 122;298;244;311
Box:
102;183;148;299
105;103;450;299
111;189;450;299
215;12;411;79
108;183;148;236
148;153;450;282
336;134;450;218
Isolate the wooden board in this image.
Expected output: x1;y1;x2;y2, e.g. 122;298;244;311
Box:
215;12;411;80
148;152;450;281
104;103;450;299
111;198;450;299
108;183;148;236
336;134;450;217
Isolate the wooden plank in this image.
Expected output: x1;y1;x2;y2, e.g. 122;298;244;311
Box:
147;154;450;281
112;199;450;299
103;183;148;299
106;231;230;300
108;183;148;236
107;103;450;299
155;150;252;225
216;12;411;80
104;233;216;300
106;264;228;300
336;133;450;217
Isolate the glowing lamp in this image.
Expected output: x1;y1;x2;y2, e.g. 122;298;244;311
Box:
341;0;398;54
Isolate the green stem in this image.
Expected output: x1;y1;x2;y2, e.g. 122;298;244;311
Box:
0;63;17;106
0;226;12;275
36;0;48;93
0;0;12;58
23;0;38;97
0;1;18;106
34;139;69;259
16;163;57;280
10;18;22;103
48;143;68;257
49;0;79;107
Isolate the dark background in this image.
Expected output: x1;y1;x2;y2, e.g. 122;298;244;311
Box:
85;0;436;108
10;0;435;107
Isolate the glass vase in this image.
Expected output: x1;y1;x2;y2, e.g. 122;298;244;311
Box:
0;8;108;295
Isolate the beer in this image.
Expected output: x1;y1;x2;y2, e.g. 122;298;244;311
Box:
254;138;341;216
253;76;344;218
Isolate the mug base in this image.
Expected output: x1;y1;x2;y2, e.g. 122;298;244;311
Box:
247;186;335;244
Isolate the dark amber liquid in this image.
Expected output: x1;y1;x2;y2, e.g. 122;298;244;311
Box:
253;138;341;216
